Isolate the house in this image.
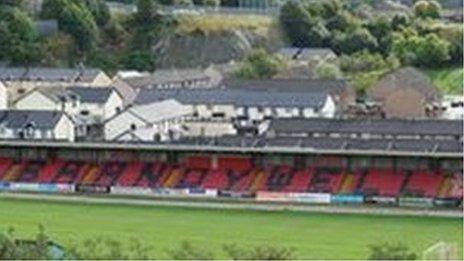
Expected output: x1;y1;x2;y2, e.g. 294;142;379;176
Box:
367;67;441;119
104;99;193;142
0;67;112;103
14;86;123;136
441;95;464;120
278;47;338;64
0;81;7;109
276;48;338;79
116;67;223;89
0;110;75;142
223;78;355;111
135;87;337;121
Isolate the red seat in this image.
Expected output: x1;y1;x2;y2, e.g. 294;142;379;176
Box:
404;170;443;198
362;169;405;197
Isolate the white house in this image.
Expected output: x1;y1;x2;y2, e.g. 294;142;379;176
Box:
14;86;123;136
0;81;7;109
135;88;337;121
0;110;75;141
104;99;193;142
0;67;112;103
441;95;464;120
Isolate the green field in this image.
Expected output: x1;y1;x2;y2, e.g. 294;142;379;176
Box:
0;198;462;259
425;67;464;95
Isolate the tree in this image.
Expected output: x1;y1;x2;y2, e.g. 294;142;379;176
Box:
368;242;418;260
391;13;410;31
122;50;157;71
414;0;441;19
59;1;99;52
0;0;25;8
366;16;393;56
235;49;285;79
339;51;398;73
41;0;99;53
280;1;329;47
314;63;343;79
392;29;450;67
0;7;40;65
332;27;378;55
80;0;111;27
130;0;173;49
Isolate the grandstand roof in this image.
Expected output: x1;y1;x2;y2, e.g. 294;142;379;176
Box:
1;135;461;158
269;118;463;137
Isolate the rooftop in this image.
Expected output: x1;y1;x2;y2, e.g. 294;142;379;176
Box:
135;88;330;108
268;118;463;137
0;67;104;83
0;110;66;129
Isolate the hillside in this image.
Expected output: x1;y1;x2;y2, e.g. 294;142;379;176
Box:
425;67;464;95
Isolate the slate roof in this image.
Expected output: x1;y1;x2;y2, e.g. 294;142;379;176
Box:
223;78;349;95
31;86;117;104
135;88;330;108
268;118;464;137
0;67;104;83
0;110;66;129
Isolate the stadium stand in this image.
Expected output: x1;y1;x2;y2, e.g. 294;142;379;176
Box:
2;155;460;202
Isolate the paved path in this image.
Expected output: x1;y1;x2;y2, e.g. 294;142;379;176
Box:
1;192;462;218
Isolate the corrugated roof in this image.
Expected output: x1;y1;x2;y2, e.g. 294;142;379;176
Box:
135;88;329;108
269;118;464;137
159;135;463;154
0;110;65;129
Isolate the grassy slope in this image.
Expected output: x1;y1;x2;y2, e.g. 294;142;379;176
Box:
425;67;464;95
175;14;274;36
0;199;462;259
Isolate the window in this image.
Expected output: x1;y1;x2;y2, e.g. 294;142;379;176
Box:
212;112;225;118
80;110;89;116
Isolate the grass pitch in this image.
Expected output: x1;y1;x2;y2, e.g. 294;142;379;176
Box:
0;198;462;259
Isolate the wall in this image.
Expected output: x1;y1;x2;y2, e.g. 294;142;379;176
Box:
384;88;427;118
53;115;75;142
14;90;60;111
183;120;237;137
0;81;8;109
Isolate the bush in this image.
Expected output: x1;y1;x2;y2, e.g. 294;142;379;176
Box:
414;0;441;19
367;242;418;260
223;244;295;260
166;241;215;260
339;51;398;73
315;63;343;79
392;29;450;68
235;49;285;79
